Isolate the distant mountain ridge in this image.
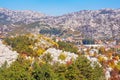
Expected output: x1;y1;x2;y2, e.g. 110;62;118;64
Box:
0;8;46;24
0;8;120;39
31;8;120;39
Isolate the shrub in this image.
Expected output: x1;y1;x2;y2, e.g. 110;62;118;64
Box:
41;53;53;63
58;53;67;61
57;41;78;53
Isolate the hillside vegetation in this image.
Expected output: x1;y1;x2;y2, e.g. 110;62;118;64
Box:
0;34;105;80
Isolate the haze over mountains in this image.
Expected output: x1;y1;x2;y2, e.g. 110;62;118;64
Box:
0;8;120;39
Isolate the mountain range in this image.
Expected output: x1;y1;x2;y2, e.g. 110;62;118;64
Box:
0;8;120;40
0;8;46;24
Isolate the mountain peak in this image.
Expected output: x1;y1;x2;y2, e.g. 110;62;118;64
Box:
0;8;46;24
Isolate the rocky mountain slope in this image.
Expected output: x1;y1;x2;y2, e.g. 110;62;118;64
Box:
0;8;120;39
0;40;18;67
38;8;120;39
0;8;46;24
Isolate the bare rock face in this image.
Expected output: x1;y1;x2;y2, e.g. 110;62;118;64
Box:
0;40;18;67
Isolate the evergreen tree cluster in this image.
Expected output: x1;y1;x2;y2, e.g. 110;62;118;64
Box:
0;56;105;80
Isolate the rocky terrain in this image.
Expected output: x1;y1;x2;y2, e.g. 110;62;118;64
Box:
38;8;120;39
40;48;78;64
0;40;18;67
0;8;46;24
0;8;120;39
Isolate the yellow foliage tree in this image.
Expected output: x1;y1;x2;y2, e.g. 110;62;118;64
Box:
99;47;106;54
36;49;45;56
